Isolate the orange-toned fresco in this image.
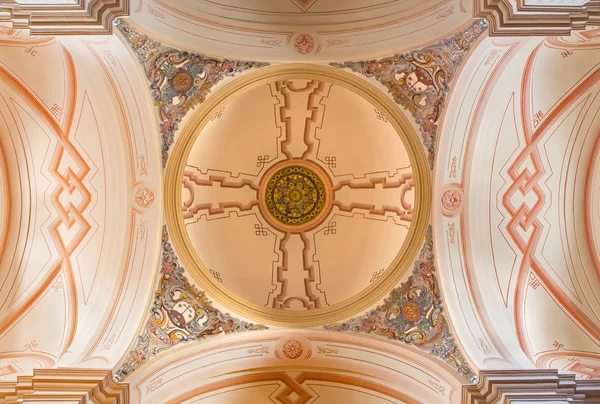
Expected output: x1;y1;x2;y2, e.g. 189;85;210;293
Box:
0;29;162;381
436;28;600;377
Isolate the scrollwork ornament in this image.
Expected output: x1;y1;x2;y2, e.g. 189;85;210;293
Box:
115;227;265;380
331;20;486;167
325;227;475;380
115;20;267;165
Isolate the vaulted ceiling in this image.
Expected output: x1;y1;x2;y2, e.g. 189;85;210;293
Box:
0;27;162;380
436;30;600;376
125;0;472;61
1;1;600;403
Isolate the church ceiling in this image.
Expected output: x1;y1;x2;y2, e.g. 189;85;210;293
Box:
173;73;423;318
114;227;264;381
163;63;432;327
113;19;482;385
332;20;486;165
124;329;466;403
326;227;474;381
1;2;600;401
0;26;163;381
115;20;266;165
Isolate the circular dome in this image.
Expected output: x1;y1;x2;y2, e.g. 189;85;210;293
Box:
166;65;431;327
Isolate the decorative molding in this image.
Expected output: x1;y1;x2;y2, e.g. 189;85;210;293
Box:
331;20;487;168
281;339;304;359
475;0;600;36
115;19;267;166
441;184;464;216
325;227;476;382
0;0;129;35
463;369;600;403
0;369;128;403
114;227;265;381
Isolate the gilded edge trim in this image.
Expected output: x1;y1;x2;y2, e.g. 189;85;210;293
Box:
165;64;432;327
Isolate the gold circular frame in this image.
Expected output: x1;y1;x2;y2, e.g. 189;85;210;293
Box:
165;64;432;327
258;158;333;234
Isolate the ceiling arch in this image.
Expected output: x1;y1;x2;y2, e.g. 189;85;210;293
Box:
125;0;474;62
123;329;465;403
435;28;600;379
0;27;163;380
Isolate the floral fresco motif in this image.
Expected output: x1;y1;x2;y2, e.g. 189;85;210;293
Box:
331;20;487;167
114;227;265;381
135;187;154;208
325;227;476;381
294;33;316;54
115;20;267;165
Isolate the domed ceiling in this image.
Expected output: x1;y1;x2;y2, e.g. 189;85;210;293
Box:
166;66;431;326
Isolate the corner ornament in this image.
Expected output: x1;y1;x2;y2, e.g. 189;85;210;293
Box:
114;19;268;166
331;20;487;168
114;227;265;381
325;227;476;381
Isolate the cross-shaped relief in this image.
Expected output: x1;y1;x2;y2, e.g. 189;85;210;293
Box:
181;79;415;310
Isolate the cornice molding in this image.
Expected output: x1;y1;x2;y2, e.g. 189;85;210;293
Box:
0;368;128;403
463;369;600;403
0;0;129;35
475;0;600;36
